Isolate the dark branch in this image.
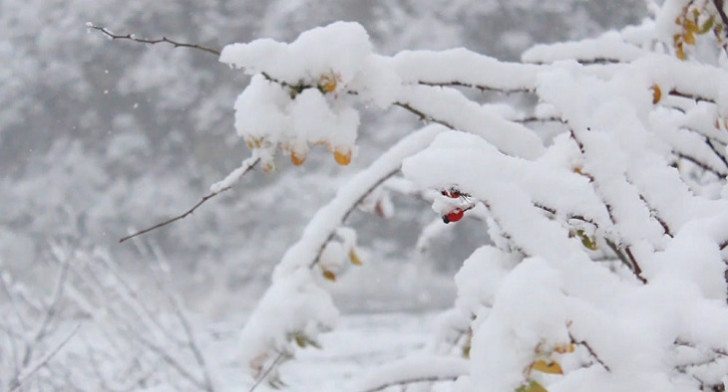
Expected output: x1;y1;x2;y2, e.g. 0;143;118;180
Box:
309;169;399;268
569;332;611;372
515;115;565;124
668;88;716;104
394;102;456;130
418;80;531;95
249;352;286;392
706;137;728;170
119;158;260;243
358;375;459;392
87;24;221;56
675;151;728;177
713;0;728;39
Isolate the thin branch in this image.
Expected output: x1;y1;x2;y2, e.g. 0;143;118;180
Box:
87;24;221;56
135;333;210;391
358;375;459;392
675;151;728;177
706;136;728;170
169;293;215;391
417;80;531;94
249;352;286;392
9;324;80;392
394;102;456;130
309;169;399;268
668;88;716;104
515;115;565;124
713;0;728;38
20;254;71;369
119;157;260;243
569;332;611;372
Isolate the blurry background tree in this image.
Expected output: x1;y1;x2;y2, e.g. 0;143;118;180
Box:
0;0;644;314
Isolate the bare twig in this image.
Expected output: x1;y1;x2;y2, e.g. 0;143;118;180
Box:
119;157;260;243
87;24;221;56
19;253;71;369
394;102;456;130
9;324;80;392
569;332;611;372
249;352;286;392
713;0;728;38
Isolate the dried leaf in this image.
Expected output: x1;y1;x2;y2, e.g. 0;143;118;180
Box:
516;380;549;392
348;248;363;265
576;229;598;250
683;31;695;45
650;84;661;104
333;148;352;165
676;44;686;60
290;149;306;166
700;15;715;34
294;334;307;348
322;270;336;281
531;359;563;374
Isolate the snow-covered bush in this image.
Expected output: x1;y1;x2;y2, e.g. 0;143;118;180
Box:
111;0;728;390
222;3;728;391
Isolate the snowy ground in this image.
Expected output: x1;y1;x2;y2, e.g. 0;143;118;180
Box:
211;312;442;392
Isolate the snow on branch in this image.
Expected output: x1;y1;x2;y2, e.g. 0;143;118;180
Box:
236;125;445;383
352;355;468;392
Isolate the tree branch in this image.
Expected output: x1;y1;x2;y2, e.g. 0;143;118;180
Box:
569;332;611;372
358;375;459;392
309;169;399;268
8;324;80;392
713;0;728;39
417;80;531;94
87;24;221;56
119;157;260;243
249;352;286;392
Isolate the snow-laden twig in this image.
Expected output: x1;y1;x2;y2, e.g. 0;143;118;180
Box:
352;355;468;392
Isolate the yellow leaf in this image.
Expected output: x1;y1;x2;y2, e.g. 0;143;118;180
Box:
290;149;306;166
348;248;363;265
333;147;352;166
683;31;695;45
700;15;715;34
650;84;661;104
576;229;598;251
294;334;307;348
685;19;699;34
322;270;336;281
516;380;549;392
676;44;686;60
531;359;563;374
319;72;338;93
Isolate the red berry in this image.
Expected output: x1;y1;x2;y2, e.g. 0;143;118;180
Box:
442;208;464;224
